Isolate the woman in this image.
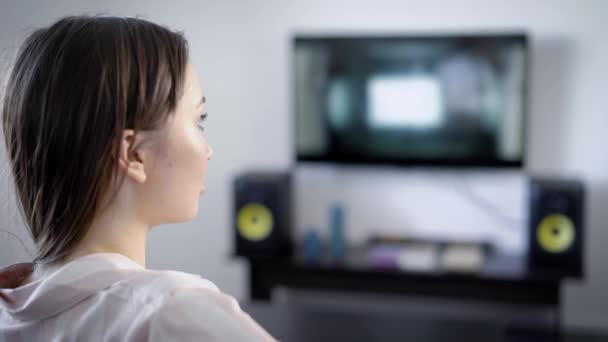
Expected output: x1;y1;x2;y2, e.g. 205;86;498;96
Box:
0;15;275;341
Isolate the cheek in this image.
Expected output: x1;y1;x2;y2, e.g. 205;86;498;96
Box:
151;130;206;222
175;128;210;194
169;129;205;179
187;129;208;166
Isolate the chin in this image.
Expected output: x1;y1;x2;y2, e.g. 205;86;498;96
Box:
168;202;199;223
183;204;199;222
189;200;200;219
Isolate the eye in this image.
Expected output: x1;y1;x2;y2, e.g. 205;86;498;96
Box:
196;113;208;132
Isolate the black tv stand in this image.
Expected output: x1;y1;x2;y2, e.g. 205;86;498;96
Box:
247;247;563;340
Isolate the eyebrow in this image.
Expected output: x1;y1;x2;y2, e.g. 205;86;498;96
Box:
199;96;206;107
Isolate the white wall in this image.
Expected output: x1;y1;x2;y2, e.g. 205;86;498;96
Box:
1;0;607;332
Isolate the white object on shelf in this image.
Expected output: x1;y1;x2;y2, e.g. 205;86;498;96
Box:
439;244;485;273
396;243;439;272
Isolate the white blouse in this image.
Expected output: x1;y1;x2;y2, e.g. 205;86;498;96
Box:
0;253;276;341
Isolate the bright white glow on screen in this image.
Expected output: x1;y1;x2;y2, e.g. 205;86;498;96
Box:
368;76;443;129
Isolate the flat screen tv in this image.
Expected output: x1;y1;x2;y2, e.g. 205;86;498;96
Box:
293;33;528;168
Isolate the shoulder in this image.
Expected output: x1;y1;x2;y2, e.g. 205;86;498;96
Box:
128;269;220;295
103;268;220;310
115;269;275;341
148;288;276;342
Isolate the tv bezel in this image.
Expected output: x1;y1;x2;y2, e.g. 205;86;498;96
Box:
291;32;530;169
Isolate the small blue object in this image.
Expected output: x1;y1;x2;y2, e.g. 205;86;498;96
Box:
302;229;321;263
329;203;345;261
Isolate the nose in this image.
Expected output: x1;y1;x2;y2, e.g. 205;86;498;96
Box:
207;145;214;160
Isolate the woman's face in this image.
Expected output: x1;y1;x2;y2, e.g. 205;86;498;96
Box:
141;63;213;224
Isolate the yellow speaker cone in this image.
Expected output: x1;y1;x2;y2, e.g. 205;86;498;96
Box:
237;203;273;241
537;214;575;253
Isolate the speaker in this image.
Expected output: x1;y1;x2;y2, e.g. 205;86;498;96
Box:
528;178;584;277
233;172;292;258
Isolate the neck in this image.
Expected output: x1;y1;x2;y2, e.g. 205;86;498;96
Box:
61;187;151;268
65;219;149;267
29;218;149;283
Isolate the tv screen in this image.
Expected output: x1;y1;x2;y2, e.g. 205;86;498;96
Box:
293;34;528;167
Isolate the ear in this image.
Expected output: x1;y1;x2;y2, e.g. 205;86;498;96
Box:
117;129;147;183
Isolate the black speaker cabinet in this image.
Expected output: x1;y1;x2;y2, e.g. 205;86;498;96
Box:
528;178;584;278
233;172;292;259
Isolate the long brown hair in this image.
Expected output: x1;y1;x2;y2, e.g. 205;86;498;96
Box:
1;16;189;264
